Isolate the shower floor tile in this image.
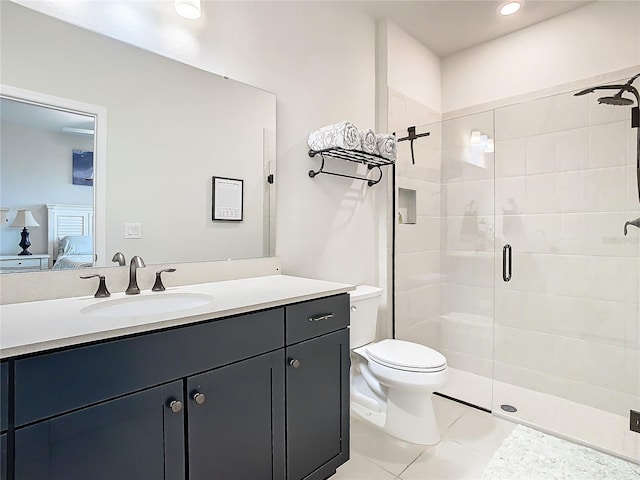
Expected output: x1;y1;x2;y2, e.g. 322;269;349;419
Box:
493;379;640;462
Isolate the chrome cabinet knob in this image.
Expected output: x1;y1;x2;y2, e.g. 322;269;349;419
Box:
288;358;301;369
168;399;183;413
192;392;206;405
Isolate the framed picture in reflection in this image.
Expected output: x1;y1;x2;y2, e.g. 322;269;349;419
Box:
212;176;243;221
72;149;94;186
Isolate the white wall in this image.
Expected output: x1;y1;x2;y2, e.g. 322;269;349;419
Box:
386;20;442;114
377;20;443;342
12;0;379;286
0;122;93;255
442;1;640;112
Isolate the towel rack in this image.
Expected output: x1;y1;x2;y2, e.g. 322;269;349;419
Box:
308;148;395;187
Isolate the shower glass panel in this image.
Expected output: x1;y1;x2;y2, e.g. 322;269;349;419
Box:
493;86;640;460
394;111;496;412
394;119;444;366
438;111;495;411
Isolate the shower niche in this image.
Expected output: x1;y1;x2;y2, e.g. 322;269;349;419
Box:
397;188;416;224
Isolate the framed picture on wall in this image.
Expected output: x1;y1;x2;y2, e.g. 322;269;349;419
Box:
72;149;94;186
212;176;243;221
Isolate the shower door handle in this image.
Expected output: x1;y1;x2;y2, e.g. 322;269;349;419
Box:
502;244;512;282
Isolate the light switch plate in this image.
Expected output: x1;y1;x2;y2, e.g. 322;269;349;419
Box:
124;223;142;239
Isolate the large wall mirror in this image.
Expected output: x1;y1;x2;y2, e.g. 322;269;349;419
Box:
0;2;276;274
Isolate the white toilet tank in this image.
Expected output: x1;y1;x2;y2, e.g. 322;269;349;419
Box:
349;285;383;348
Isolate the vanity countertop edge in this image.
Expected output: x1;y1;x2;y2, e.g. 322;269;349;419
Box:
0;274;355;359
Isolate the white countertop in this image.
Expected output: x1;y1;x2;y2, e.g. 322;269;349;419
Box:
0;275;354;359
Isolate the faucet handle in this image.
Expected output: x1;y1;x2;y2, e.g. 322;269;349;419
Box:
111;252;126;266
80;274;111;298
152;268;176;292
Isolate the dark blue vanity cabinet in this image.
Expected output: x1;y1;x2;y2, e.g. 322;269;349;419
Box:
187;350;286;479
1;361;7;433
2;293;350;480
1;433;6;480
1;361;7;480
285;295;351;480
14;381;185;480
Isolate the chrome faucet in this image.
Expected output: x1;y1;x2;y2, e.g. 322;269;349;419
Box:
624;217;640;235
125;256;146;295
111;252;126;266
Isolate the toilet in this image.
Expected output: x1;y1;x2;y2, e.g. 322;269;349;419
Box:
349;285;449;445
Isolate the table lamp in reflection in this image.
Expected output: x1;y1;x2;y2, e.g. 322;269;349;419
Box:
11;209;40;255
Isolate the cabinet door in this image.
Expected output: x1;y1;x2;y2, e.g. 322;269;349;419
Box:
286;329;350;480
1;361;7;433
1;433;6;480
14;381;184;480
187;350;285;480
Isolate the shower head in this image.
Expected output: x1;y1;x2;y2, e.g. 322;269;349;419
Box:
574;73;640;105
597;94;635;106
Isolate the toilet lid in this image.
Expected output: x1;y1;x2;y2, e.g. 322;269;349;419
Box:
366;339;447;372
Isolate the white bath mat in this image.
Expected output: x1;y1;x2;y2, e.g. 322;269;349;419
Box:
480;424;640;480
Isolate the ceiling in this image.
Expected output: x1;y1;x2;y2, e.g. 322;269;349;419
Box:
354;0;592;57
1;98;95;134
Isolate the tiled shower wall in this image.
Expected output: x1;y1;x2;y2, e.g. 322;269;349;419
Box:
394;80;639;421
390;88;442;346
493;89;640;417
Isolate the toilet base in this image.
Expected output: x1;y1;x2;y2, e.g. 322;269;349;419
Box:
351;390;441;445
351;401;386;428
385;390;440;445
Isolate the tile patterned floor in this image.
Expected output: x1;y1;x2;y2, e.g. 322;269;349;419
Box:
333;395;517;480
334;394;640;479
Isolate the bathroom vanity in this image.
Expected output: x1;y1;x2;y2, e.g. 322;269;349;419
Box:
0;275;352;480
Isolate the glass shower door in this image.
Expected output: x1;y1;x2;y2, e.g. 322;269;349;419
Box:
493;87;640;461
394;110;496;412
435;110;496;411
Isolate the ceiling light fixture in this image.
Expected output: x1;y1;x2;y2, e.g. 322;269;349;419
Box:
499;0;523;16
62;127;95;135
175;0;201;19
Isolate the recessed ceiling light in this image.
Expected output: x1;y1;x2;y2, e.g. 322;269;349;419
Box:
499;1;523;16
175;0;201;19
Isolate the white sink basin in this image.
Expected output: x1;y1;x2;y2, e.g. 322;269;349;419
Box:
80;292;214;318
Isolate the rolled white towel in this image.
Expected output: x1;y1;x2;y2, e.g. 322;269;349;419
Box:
376;134;397;161
359;129;377;154
307;121;362;151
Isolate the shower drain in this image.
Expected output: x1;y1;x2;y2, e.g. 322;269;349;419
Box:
500;404;518;413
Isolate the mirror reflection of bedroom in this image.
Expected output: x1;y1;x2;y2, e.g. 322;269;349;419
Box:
0;97;95;273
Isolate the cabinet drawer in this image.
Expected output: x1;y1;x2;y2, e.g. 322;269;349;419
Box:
285;294;349;345
0;258;40;268
14;308;284;427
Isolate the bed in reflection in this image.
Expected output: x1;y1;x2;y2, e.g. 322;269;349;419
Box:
47;204;94;270
53;235;93;270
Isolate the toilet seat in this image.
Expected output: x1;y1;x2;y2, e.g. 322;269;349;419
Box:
364;339;447;373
